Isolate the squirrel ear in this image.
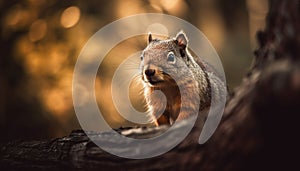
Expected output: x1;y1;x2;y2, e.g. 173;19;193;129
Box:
148;32;153;44
175;31;188;48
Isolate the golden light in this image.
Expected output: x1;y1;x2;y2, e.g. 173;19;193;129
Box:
198;12;225;51
5;4;32;29
42;71;73;118
60;6;81;28
42;88;70;117
149;4;163;12
247;0;269;48
25;51;41;74
47;45;69;74
29;19;47;42
149;0;187;16
115;0;145;18
146;23;169;36
5;5;22;27
149;0;163;12
16;36;34;55
160;0;181;10
28;0;46;7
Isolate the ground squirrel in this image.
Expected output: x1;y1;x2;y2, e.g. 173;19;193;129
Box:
140;31;225;126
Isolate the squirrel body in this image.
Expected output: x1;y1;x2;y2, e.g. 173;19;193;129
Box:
140;31;225;126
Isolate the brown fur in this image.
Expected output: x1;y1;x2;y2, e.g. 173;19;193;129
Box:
140;31;224;126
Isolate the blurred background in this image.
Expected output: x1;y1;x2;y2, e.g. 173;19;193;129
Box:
0;0;268;142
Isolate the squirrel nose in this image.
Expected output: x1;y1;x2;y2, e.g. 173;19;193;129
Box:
144;69;155;76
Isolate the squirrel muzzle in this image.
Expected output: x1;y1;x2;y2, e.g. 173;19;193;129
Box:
143;64;164;86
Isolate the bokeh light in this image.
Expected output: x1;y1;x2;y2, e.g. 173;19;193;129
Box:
60;6;81;28
29;19;47;42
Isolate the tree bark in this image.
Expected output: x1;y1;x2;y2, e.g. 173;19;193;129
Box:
1;0;300;170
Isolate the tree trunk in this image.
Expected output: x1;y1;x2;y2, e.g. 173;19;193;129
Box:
1;0;300;170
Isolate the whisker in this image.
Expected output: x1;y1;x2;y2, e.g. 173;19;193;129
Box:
124;57;141;64
121;62;141;70
121;68;141;71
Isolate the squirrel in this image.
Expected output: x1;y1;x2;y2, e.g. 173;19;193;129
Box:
140;31;226;126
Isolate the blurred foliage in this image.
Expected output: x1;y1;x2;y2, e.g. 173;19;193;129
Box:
0;0;268;142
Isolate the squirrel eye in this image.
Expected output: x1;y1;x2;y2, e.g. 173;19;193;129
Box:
140;55;143;61
167;52;175;63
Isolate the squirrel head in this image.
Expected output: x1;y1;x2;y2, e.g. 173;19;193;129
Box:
141;31;193;88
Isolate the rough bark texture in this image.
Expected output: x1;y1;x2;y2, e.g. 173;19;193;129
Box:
1;0;300;170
